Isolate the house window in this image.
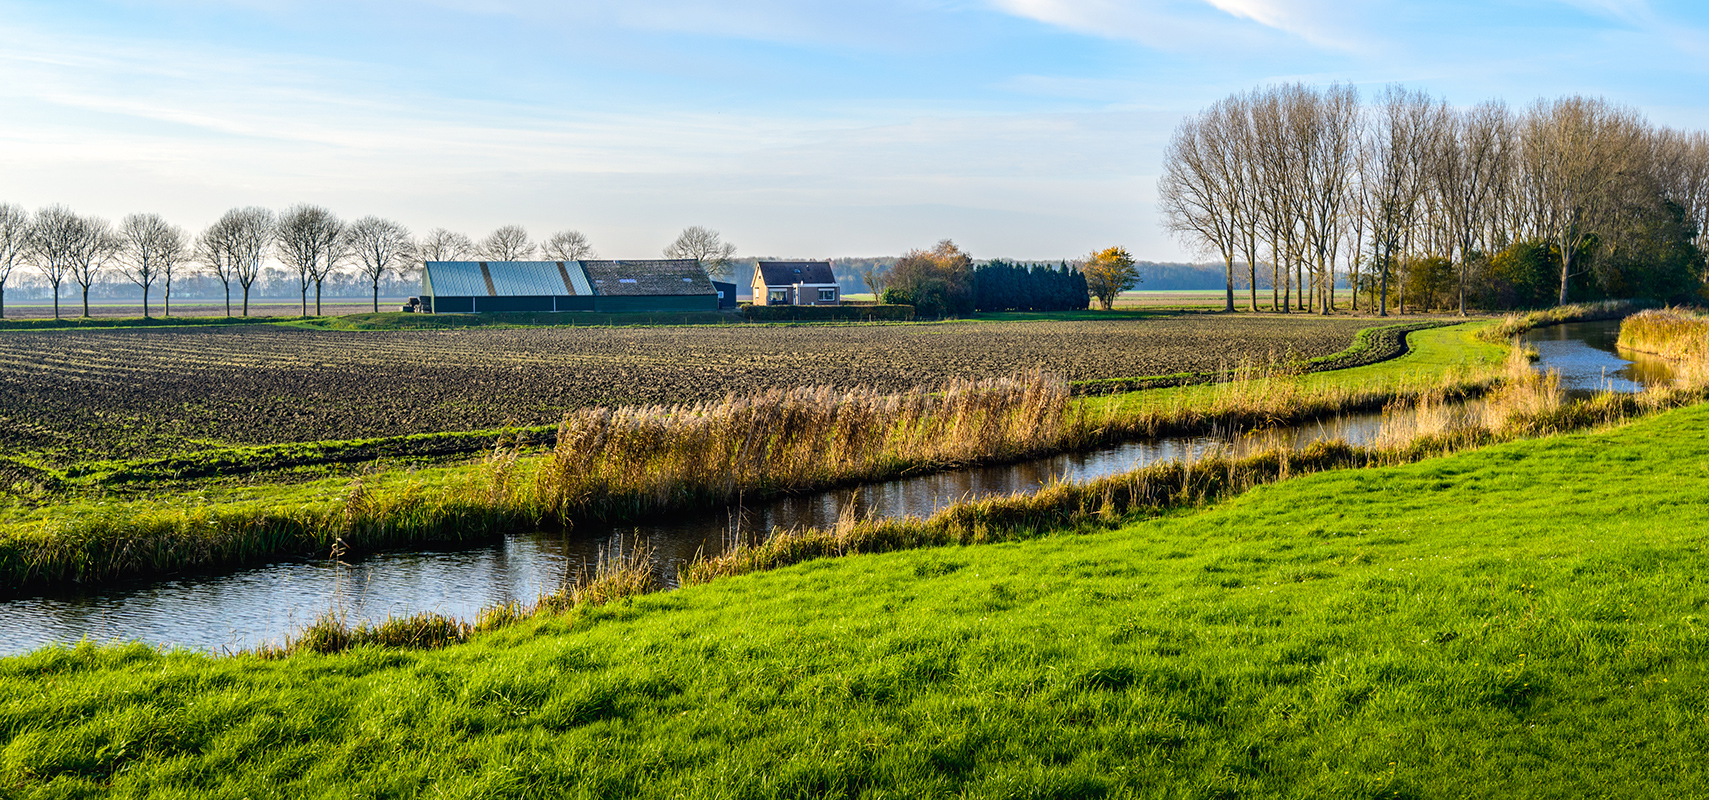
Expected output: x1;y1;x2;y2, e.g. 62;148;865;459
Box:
818;288;836;302
768;289;789;304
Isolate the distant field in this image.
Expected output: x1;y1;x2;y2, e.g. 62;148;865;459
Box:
0;299;408;320
0;315;1374;463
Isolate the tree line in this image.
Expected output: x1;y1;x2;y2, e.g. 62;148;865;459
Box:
871;240;1130;317
0;203;740;319
1160;84;1709;315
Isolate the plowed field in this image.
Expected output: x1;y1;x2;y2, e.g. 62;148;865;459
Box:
0;316;1373;462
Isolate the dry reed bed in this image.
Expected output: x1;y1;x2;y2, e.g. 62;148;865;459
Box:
1618;308;1709;383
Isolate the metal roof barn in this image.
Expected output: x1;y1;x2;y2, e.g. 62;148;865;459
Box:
421;260;716;314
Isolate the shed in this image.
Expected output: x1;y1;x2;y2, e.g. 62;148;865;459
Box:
752;261;839;306
422;260;717;314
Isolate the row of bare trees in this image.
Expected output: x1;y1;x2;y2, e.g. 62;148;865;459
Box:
0;203;607;319
1161;84;1709;314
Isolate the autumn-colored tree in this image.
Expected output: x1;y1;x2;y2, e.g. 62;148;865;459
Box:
885;239;974;317
1082;246;1139;310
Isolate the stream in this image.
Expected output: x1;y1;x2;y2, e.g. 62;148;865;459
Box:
0;320;1676;656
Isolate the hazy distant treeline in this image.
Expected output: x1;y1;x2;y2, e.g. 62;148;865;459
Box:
1161;85;1709;313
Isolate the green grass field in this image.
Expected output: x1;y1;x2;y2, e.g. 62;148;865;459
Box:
4;394;1706;796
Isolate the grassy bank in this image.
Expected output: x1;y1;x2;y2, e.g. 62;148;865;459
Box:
5;397;1708;795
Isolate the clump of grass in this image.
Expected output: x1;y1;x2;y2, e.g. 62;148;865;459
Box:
1618;307;1709;364
262;610;471;656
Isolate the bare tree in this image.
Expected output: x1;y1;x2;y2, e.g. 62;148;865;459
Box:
1364;86;1441;315
1651;128;1709;254
1160;99;1244;313
116;213;188;318
477;225;535;261
27;206;111;319
855;262;891;300
663;225;738;280
71;222;118;319
1521;96;1648;305
345;216;414;312
199;207;274;317
0;204;27;319
541;229;596;261
417;228;475;263
276;204;343;317
1433;101;1514;315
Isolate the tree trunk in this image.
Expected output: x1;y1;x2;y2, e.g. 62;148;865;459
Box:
1280;258;1290;313
242;284;250;317
373;280;380;313
53;285;60;320
1223;256;1235;313
301;287;308;318
1557;242;1574;306
0;285;5;319
1379;257;1389;317
82;286;90;318
1458;259;1467;316
314;281;322;316
165;280;172;317
142;285;150;319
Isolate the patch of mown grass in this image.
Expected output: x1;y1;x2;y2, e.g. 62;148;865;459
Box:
5;401;1708;796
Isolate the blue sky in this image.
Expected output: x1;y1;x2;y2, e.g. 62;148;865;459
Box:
2;0;1706;261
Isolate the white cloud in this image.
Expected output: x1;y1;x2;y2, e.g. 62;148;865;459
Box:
987;0;1370;52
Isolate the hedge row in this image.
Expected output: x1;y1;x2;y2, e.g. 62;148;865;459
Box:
741;304;916;322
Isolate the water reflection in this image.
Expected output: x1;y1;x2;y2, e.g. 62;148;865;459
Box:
1522;320;1675;394
0;319;1675;656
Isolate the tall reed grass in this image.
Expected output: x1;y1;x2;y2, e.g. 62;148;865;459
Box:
527;373;1077;521
1618;307;1709;368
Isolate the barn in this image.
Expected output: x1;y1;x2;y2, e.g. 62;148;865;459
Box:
421;260;718;313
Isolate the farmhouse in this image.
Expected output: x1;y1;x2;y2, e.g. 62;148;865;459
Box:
751;261;840;306
421;260;718;313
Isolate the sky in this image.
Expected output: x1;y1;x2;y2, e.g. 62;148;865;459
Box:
1;0;1707;262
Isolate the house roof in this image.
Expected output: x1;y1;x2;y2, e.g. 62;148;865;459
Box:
579;259;714;296
756;261;837;287
423;261;591;297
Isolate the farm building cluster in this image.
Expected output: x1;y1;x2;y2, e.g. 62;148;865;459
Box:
419;259;837;313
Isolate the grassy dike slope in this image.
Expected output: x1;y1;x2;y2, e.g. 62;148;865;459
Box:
5;402;1708;797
